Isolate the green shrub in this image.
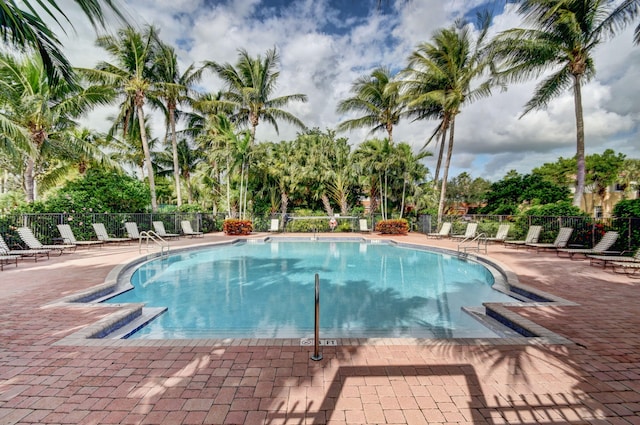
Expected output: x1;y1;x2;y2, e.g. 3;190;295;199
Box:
525;201;585;217
614;199;640;218
375;219;408;235
43;169;150;213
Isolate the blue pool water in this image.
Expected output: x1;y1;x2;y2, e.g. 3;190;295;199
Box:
105;240;516;339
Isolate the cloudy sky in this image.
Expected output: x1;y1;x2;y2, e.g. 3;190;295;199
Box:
56;0;640;182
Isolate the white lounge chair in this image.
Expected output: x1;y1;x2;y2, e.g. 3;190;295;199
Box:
486;224;510;243
17;227;76;255
526;227;573;253
125;222;149;240
92;223;131;243
427;222;451;239
0;234;50;261
588;247;640;268
610;261;640;277
504;225;542;249
0;254;19;271
57;224;104;248
152;221;180;239
359;219;371;233
557;231;619;260
269;219;280;232
451;222;478;240
181;220;203;237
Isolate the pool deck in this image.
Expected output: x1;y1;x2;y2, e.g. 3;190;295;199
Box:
1;232;639;424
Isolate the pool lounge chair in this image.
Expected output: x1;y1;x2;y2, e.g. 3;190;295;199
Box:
359;219;372;233
181;220;203;237
427;222;451;239
588;247;640;269
0;234;50;262
557;231;619;260
92;223;131;243
57;224;104;248
526;227;573;253
486;224;510;243
125;222;153;241
269;219;280;232
610;261;640;277
17;227;76;255
504;225;542;249
152;221;180;239
451;222;478;240
0;254;19;271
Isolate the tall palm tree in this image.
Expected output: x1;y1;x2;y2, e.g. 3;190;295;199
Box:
494;0;639;208
337;67;404;143
151;42;202;206
403;16;494;223
204;47;308;145
84;25;160;211
0;0;126;85
0;52;114;202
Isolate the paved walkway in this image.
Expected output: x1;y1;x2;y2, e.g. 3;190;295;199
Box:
0;232;639;424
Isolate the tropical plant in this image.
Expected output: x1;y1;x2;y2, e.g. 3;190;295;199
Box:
151;41;202;206
402;15;494;224
337;66;404;142
493;0;639;208
0;52;114;202
84;25;161;211
204;47;308;145
0;0;126;84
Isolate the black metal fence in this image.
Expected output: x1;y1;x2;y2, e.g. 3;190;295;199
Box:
2;212;638;252
425;214;640;252
0;212;221;247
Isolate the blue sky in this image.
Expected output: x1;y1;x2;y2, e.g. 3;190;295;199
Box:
57;0;640;182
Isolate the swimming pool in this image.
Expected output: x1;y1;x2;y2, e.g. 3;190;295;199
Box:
105;240;517;339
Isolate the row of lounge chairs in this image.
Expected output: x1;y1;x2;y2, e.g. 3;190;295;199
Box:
427;222;511;242
425;222;639;276
0;220;203;271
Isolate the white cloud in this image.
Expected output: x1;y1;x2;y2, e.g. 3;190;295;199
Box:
47;0;640;182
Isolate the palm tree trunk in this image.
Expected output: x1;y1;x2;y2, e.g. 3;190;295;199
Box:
136;104;158;212
400;178;406;219
321;193;333;217
437;117;456;224
239;161;245;219
572;74;586;208
169;104;182;206
24;158;36;203
433;121;448;183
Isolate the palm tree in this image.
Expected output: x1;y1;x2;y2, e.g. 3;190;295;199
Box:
0;0;126;85
353;138;394;220
0;52;114;202
84;25;160;211
402;16;494;224
392;143;430;218
154;138;204;204
494;0;639;208
151;42;202;206
337;67;404;143
204;47;308;145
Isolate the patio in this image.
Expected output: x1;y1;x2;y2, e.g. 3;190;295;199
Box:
0;232;639;424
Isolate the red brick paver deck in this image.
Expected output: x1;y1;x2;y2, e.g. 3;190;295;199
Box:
1;232;639;424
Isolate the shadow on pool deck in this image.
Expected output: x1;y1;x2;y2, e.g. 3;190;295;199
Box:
1;232;639;424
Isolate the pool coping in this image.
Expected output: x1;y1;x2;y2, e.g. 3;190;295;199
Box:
50;236;577;347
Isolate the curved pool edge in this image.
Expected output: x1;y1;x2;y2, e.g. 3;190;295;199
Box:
51;236;577;347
